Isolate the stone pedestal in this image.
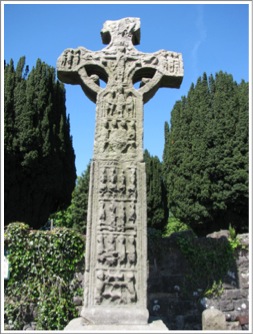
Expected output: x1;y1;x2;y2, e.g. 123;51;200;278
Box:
64;317;169;332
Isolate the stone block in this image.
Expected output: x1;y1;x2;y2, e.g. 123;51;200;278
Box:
226;321;241;330
202;309;226;330
239;272;249;289
219;300;234;311
233;299;249;312
225;289;242;300
64;317;169;331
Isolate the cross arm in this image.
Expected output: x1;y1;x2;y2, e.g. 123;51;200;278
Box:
57;47;108;103
132;50;184;104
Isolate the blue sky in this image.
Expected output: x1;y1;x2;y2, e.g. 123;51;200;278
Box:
3;2;251;176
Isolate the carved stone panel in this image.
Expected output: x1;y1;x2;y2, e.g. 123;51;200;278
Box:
98;165;137;200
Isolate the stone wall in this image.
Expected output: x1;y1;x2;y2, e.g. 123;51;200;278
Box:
147;231;249;330
16;230;249;331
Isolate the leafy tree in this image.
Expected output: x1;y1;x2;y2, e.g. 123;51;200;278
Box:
163;72;248;235
163;214;191;237
4;57;76;229
144;150;168;231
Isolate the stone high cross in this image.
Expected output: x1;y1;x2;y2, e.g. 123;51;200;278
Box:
57;17;183;325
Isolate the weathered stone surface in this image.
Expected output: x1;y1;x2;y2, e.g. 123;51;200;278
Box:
206;230;230;239
73;295;83;306
64;317;169;331
57;17;183;326
202;309;226;330
226;321;241;330
225;289;243;300
220;300;235;312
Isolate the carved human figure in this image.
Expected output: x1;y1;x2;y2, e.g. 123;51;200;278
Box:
109;120;128;153
116;234;126;266
61;51;67;66
99;202;107;230
110;271;124;303
118;170;126;196
128;203;136;225
174;59;180;74
115;47;126;83
108;120;118;153
108;168;117;196
104;233;117;266
127;120;136;152
73;50;80;66
126;235;136;267
98;120;109;153
117;121;128;152
108;201;117;229
104;91;115;116
67;50;74;69
99;168;108;196
95;270;106;304
117;204;126;232
128;168;136;198
125;272;137;303
97;234;105;264
126;93;134;117
116;87;125;116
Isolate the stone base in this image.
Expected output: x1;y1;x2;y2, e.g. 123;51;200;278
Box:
81;306;149;325
64;317;169;332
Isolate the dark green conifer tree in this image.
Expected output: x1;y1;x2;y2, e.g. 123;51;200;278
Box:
4;57;76;229
163;72;248;235
50;163;90;234
71;163;91;233
144;149;168;231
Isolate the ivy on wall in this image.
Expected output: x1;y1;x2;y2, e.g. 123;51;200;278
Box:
4;222;85;330
175;229;244;298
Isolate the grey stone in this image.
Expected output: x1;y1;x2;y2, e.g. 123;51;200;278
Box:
233;299;249;312
73;295;83;306
226;321;241;330
237;233;249;246
225;289;243;300
202;309;226;330
239;271;249;289
206;229;230;239
219;300;234;311
64;317;169;331
57;17;183;326
23;324;34;331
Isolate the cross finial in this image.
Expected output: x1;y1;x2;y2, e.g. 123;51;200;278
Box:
101;17;140;47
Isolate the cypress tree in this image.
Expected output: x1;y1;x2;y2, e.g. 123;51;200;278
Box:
71;163;91;233
4;57;76;229
163;72;248;235
50;163;90;234
144;149;168;231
